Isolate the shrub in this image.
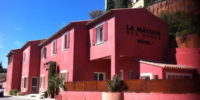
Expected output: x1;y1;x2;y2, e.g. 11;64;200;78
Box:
159;12;200;36
9;89;19;96
107;75;127;92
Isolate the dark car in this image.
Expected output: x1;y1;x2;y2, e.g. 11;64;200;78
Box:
0;85;4;97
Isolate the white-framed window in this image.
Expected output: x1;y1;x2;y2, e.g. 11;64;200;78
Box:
94;72;106;81
60;70;68;82
41;47;47;60
62;32;70;51
96;25;104;44
120;69;124;80
40;75;45;89
21;76;28;91
51;40;57;55
166;72;192;79
140;73;152;80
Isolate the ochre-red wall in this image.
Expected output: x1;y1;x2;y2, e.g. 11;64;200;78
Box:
5;49;22;93
59;91;200;100
89;9;168;79
140;63;163;79
21;41;42;93
176;48;200;73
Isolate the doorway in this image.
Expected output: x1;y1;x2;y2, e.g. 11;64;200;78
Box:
31;77;39;93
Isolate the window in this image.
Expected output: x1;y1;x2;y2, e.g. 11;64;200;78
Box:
141;76;150;80
140;73;152;80
22;77;28;89
31;78;39;93
62;32;70;50
153;75;159;80
41;47;47;59
60;70;68;82
23;52;26;63
96;25;104;44
51;40;57;55
94;72;105;81
129;71;134;80
166;72;192;79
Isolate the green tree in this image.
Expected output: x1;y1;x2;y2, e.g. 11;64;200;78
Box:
47;61;64;98
0;61;3;73
159;12;200;36
115;0;131;8
106;0;115;11
89;10;105;19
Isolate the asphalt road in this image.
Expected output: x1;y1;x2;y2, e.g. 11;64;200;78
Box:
0;96;41;100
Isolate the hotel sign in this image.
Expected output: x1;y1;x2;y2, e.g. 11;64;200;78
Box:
126;25;161;45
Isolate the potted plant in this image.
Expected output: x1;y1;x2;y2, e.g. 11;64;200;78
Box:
102;75;127;100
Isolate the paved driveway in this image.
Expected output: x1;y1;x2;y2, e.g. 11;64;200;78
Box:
0;96;55;100
0;96;37;100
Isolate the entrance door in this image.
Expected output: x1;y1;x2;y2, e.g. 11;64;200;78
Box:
31;78;39;93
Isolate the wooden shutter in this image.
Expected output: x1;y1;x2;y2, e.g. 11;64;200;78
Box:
92;29;97;46
103;22;108;41
55;40;57;54
44;48;46;59
67;32;70;48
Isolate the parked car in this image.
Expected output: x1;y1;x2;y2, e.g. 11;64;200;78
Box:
0;85;4;97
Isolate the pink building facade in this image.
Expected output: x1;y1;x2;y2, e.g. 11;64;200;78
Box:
5;8;200;95
87;8;168;80
38;8;170;92
39;21;92;92
20;40;44;94
176;48;200;73
5;49;22;93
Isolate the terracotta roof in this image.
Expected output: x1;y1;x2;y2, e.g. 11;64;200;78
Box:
21;39;46;50
140;60;196;70
86;8;165;27
39;20;90;47
6;49;21;57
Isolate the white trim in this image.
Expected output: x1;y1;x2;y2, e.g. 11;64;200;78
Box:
40;74;45;77
21;76;28;92
141;73;153;79
94;72;106;80
22;75;28;78
95;25;105;45
95;22;105;28
62;32;68;51
60;70;68;82
61;70;68;73
51;40;57;56
41;47;47;60
39;75;45;90
166;72;192;79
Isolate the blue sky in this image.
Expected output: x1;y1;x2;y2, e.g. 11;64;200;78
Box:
0;0;105;68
